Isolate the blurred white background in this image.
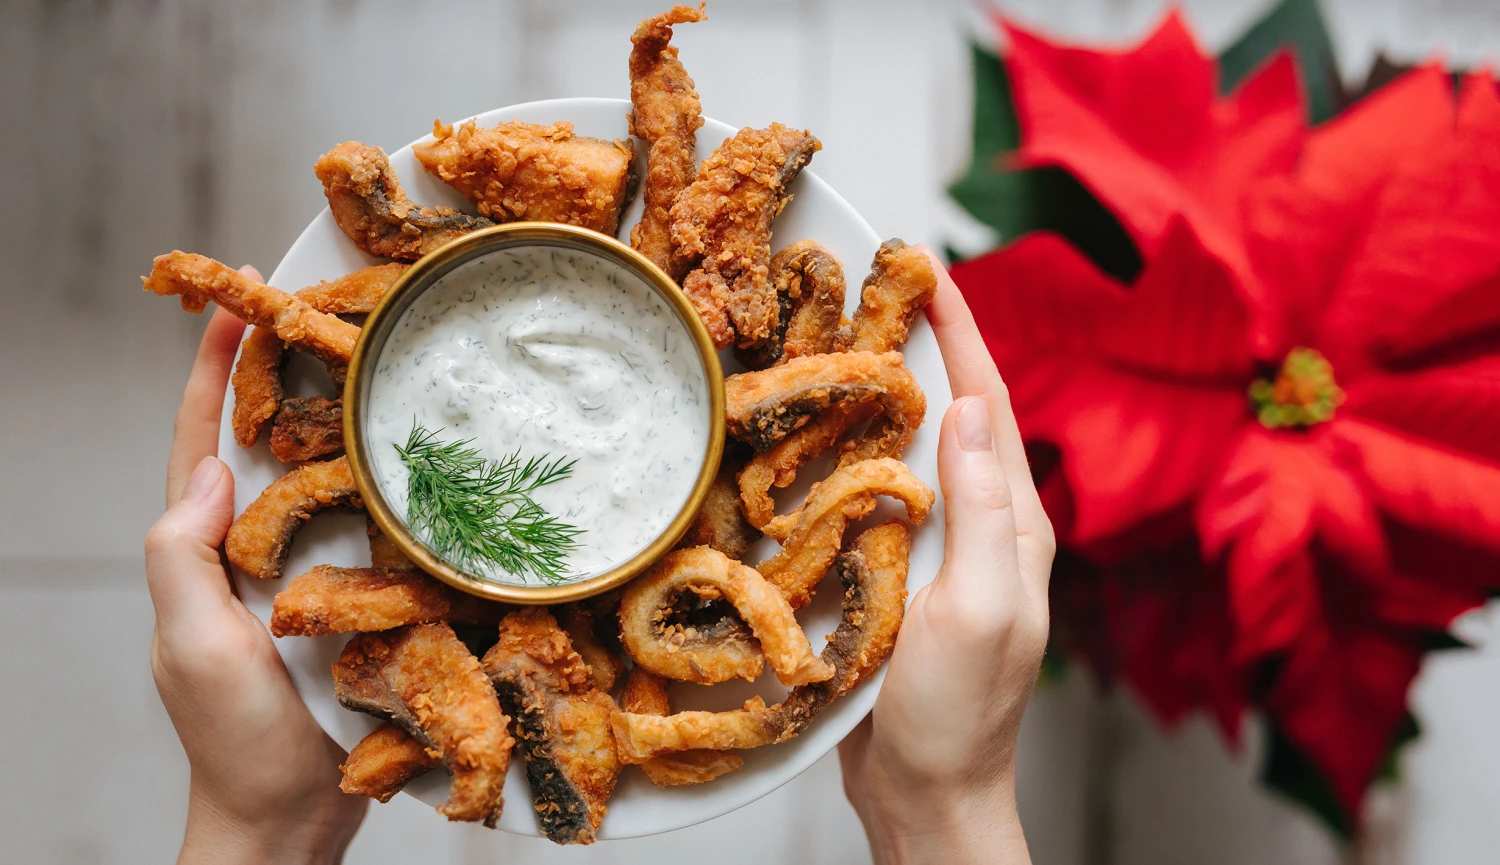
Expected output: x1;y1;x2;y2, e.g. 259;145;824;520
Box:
2;1;1498;862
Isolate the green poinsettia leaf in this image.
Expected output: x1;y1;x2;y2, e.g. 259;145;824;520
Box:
949;44;1142;282
1219;0;1344;124
1261;709;1420;838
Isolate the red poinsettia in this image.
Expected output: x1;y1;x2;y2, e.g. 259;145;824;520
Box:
954;14;1500;819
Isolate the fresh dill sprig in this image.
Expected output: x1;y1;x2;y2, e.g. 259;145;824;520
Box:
395;422;582;585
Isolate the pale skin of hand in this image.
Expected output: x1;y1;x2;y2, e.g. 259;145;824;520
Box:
838;249;1055;865
144;267;367;865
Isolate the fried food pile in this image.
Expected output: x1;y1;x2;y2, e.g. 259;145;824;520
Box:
137;3;939;846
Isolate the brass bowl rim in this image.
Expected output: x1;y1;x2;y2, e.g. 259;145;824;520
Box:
343;222;726;604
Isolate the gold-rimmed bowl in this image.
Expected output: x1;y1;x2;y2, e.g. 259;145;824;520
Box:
343;222;725;604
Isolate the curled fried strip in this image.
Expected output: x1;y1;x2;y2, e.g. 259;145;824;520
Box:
724;351;924;453
334;624;513;826
482;608;620;845
678;441;761;559
619;546;833;686
340;721;439;803
413;120;637;235
628;4;706;280
268;396;344;462
670;124;821;348
611;696;781;765
737;401;880;541
143;252;361;367
736;240;847;370
270;564;499;637
316;141;494;261
837;238;938;354
558;603;626;693
618;667;744;786
367;516;415;570
757;458;933;609
225;456;361;580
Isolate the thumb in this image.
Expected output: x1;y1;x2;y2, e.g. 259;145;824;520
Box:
934;397;1020;607
144;456;238;627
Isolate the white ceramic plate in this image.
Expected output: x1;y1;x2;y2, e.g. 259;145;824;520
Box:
217;97;950;839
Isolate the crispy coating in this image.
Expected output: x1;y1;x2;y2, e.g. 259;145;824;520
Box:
316;141;494;261
628;4;706;280
557;603;626;694
724;350;925;454
268;396;344;462
482;609;620;845
225;456;361;580
414;120;637;235
612;696;781;764
295;262;410;313
270;564;499;637
757;458;933;609
143;252;361;367
618;667;743;786
670;124;821;348
333;624;513;826
619;546;832;686
736;240;847;370
737;400;880;542
678;441;761;559
340;721;440;803
368;517;415;570
778;521;909;734
837;238;938;354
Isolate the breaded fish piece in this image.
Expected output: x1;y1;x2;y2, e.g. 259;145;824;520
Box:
367;516;415;570
482;608;621;845
837;238;938;354
414;120;637;235
557;603;626;694
677;440;761;559
268;396;344;463
670;124;820;348
618;667;743;787
316;141;494;261
737;401;880;541
334;624;513;826
143;252;361;367
736;239;848;370
340;721;440;803
225;456;361;580
270;564;501;637
628;4;706;280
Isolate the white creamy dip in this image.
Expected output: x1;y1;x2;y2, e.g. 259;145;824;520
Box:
366;245;710;584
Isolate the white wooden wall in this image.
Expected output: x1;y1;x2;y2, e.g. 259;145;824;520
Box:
2;1;1497;862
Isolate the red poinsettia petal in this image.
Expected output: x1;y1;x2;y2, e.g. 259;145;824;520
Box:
1245;65;1455;356
1000;11;1302;274
951;217;1256;379
1344;359;1500;463
1266;622;1422;821
1317;74;1500;369
1334;419;1500;554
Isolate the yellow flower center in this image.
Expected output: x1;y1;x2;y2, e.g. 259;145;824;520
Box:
1248;347;1345;429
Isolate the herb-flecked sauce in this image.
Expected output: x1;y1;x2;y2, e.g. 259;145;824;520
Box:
367;246;711;584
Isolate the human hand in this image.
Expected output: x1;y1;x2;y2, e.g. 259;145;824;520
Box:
144;268;367;865
838;250;1054;865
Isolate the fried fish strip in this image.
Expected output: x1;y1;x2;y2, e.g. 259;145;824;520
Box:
367;517;415;570
414;120;636;235
270;564;498;637
268;396;344;462
837;238;938;354
340;721;440;803
618;667;743;786
736;240;847;370
628;4;706;280
619;546;832;686
316;141;494;261
225;456;361;580
557;603;626;694
612;522;911;763
678;441;761;559
724;350;925;453
143;252;361;367
334;624;513;826
757;458;932;610
482;608;620;845
670;124;821;348
737;401;880;541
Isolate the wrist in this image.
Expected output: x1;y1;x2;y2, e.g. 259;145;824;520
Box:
854;777;1030;865
179;781;364;865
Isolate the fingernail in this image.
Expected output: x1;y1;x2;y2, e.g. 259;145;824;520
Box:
181;456;223;502
957;397;992;452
